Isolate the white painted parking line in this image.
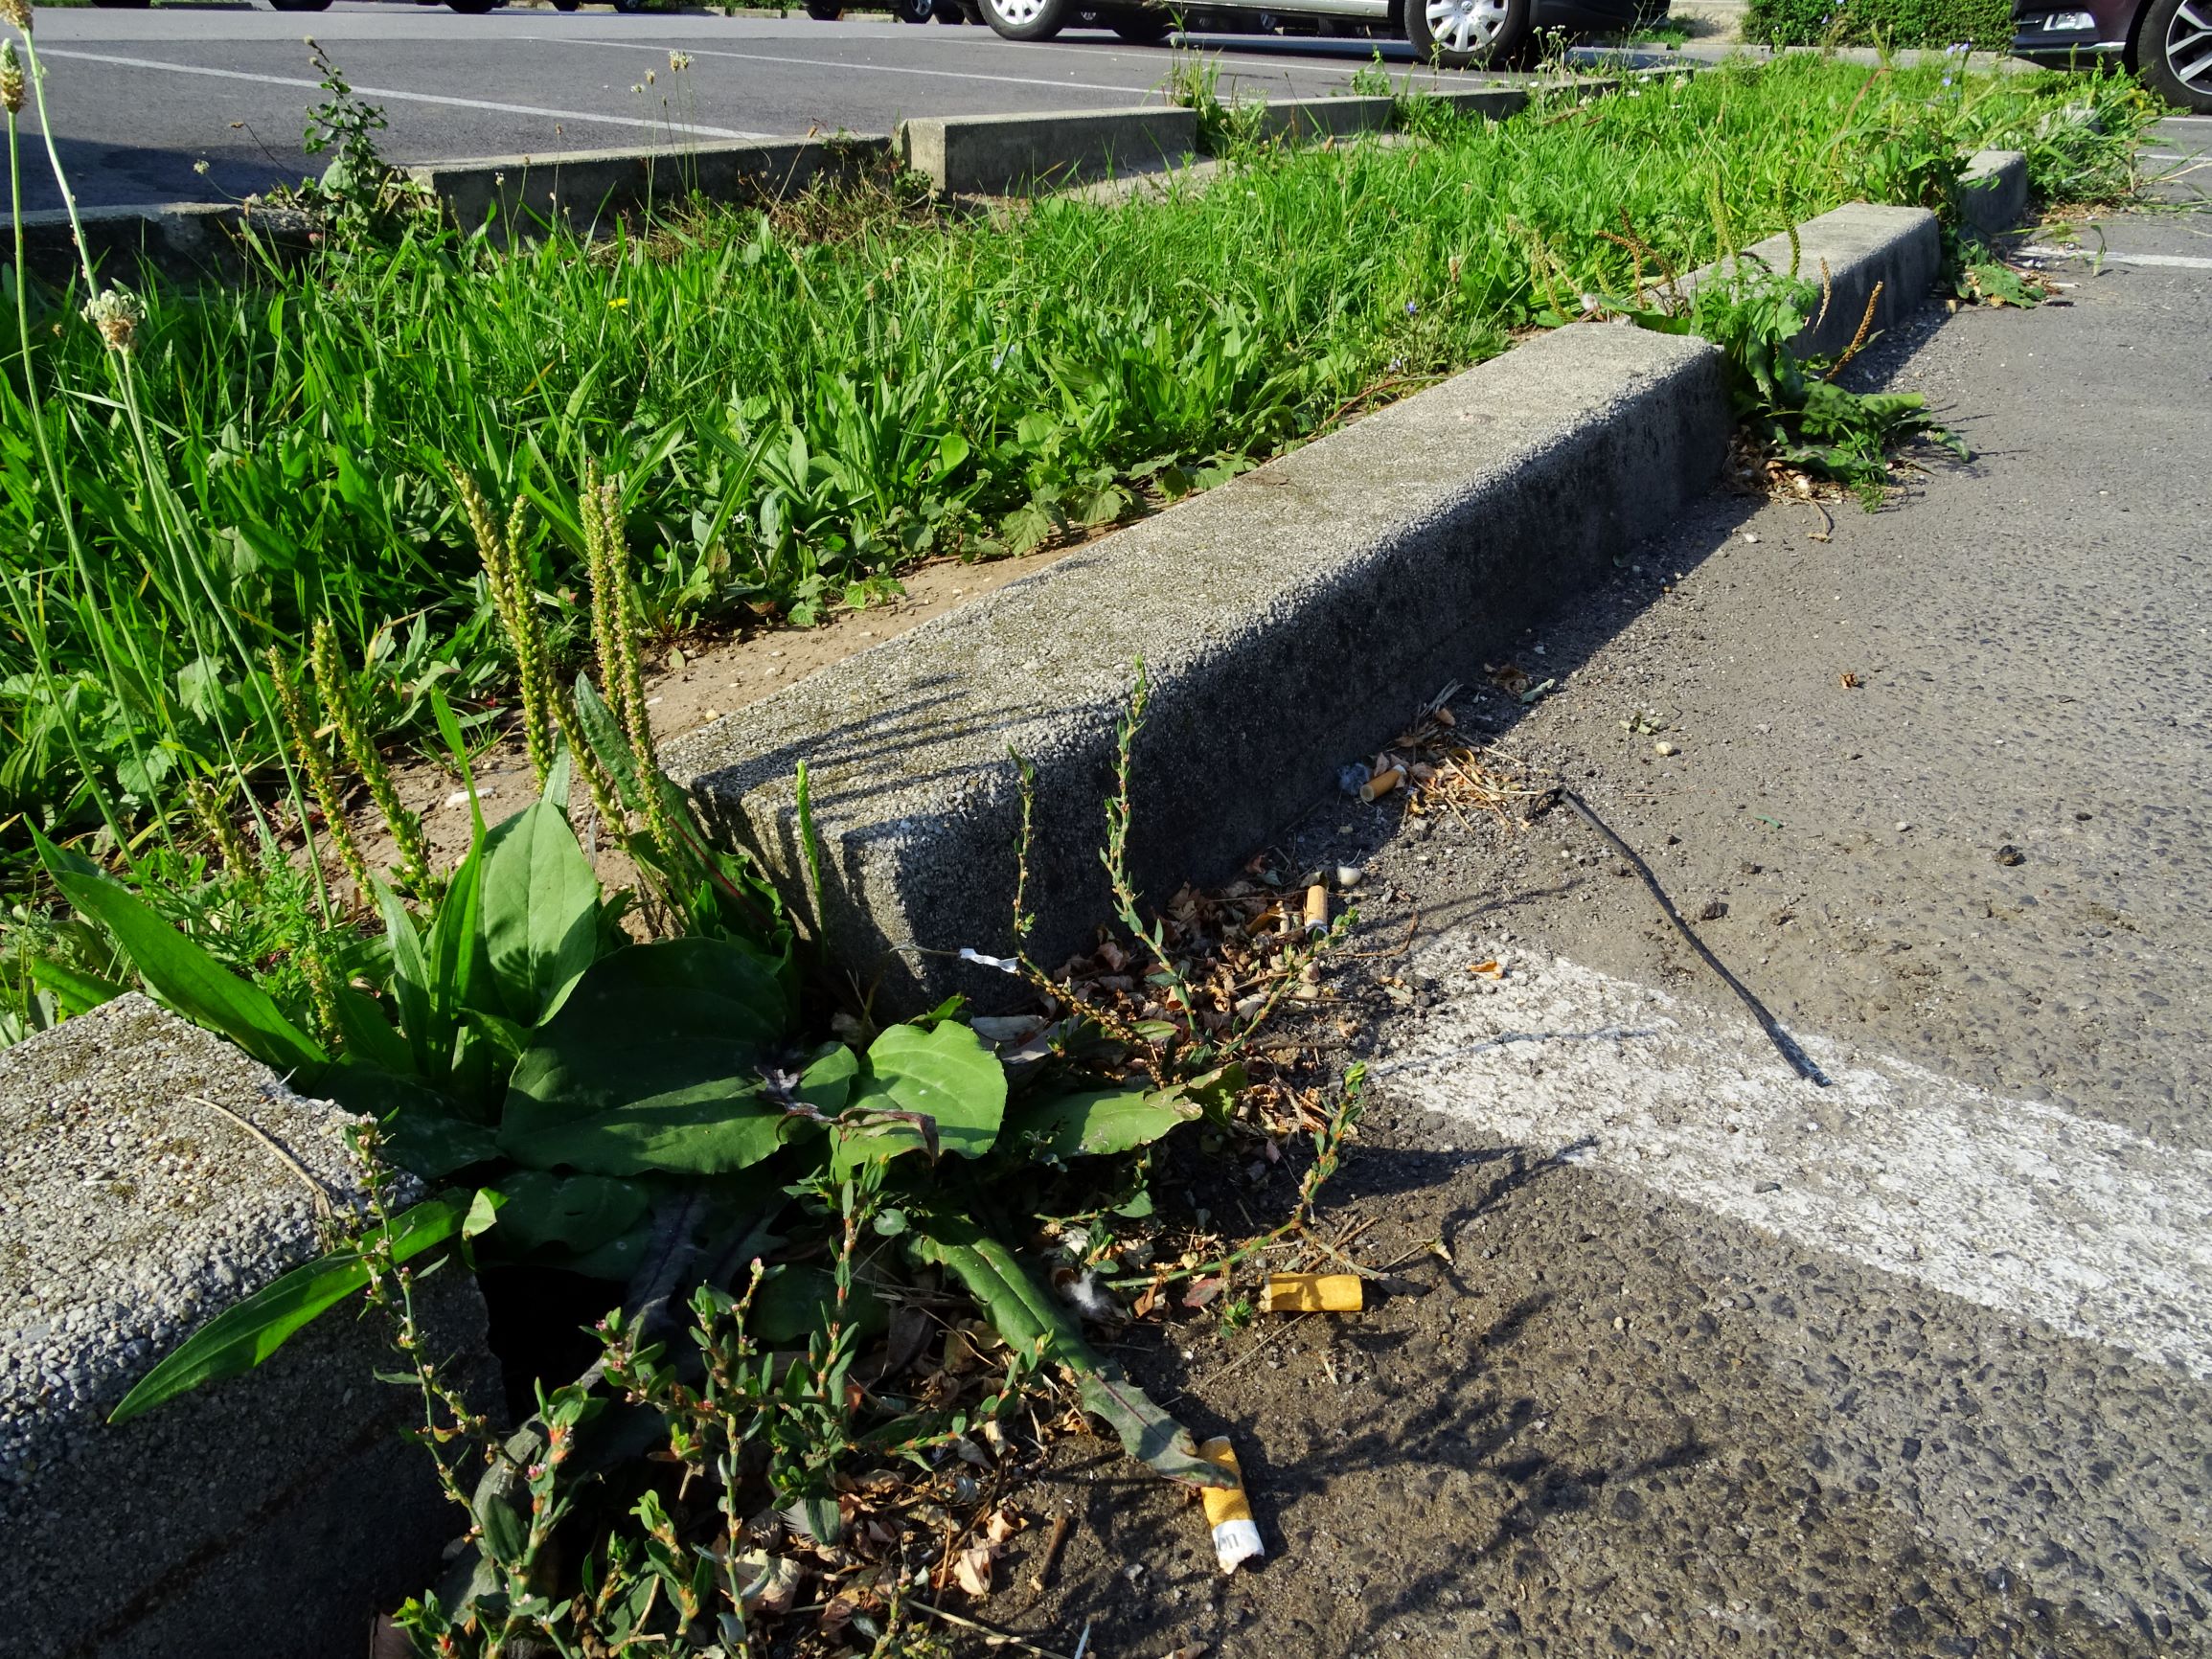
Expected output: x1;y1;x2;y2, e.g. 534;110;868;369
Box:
537;34;1160;99
2018;244;2212;269
36;47;773;142
1377;941;2212;1380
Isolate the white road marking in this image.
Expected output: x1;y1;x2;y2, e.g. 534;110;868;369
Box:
2018;244;2212;270
537;34;1160;98
1378;939;2212;1380
35;47;773;141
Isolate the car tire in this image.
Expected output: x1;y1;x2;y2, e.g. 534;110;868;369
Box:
551;0;580;10
1403;0;1529;66
91;0;153;9
266;0;331;11
980;0;1069;41
445;0;500;11
805;0;843;12
931;0;969;18
1108;6;1174;39
2139;0;2212;111
891;0;935;18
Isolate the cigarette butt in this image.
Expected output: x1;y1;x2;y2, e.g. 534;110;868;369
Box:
1360;766;1403;803
1263;1273;1364;1313
1304;884;1328;933
1197;1437;1263;1573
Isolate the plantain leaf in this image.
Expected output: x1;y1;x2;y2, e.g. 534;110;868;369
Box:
829;1022;1006;1174
500;937;797;1176
34;828;325;1074
478;796;601;1026
1003;1085;1197;1160
482;1170;650;1256
27;955;125;1019
107;1193;471;1424
906;1214;1231;1488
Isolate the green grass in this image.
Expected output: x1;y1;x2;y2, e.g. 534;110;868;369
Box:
0;57;2155;871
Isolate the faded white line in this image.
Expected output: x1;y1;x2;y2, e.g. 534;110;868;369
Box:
1379;939;2212;1380
36;47;772;140
2018;243;2212;269
538;34;1159;98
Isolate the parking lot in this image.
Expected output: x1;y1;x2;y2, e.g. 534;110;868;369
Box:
18;3;1532;212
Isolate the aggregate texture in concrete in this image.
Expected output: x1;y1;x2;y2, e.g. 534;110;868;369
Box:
0;995;500;1659
670;321;1732;1012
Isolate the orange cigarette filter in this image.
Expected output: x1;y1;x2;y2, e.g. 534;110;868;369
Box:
1361;766;1404;803
1263;1273;1364;1313
1303;884;1329;931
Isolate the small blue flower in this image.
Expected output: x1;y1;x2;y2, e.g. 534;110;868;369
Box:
1405;300;1420;316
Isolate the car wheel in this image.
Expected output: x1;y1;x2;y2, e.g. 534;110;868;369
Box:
1404;0;1529;66
981;0;1069;41
1108;6;1174;39
266;0;331;11
445;0;500;11
91;0;153;9
891;0;935;18
806;0;844;13
551;0;580;10
2141;0;2212;111
931;0;968;18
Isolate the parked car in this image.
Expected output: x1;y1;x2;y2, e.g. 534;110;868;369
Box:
2013;0;2212;111
964;0;1641;64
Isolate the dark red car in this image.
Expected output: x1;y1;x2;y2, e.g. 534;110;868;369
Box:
2013;0;2212;111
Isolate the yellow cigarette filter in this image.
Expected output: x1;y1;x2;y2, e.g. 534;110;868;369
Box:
1304;884;1329;933
1263;1273;1364;1313
1197;1437;1263;1573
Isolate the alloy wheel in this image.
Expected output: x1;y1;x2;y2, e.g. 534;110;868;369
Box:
2168;0;2212;95
1425;0;1510;55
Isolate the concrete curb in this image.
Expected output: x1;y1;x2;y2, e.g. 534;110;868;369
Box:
1681;202;1943;359
406;133;889;238
670;323;1731;1011
898;105;1199;197
1957;148;2030;238
669;196;1939;1011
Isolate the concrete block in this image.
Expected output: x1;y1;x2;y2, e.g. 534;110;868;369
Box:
13;201;274;286
1420;83;1534;122
897;107;1199;196
1680;202;1941;359
1957;148;2030;238
671;323;1729;1012
1251;94;1398;144
0;995;501;1659
407;134;890;238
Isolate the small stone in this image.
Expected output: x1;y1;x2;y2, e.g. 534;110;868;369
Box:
1653;741;1677;757
1895;821;1912;832
1335;864;1363;890
1994;844;2024;866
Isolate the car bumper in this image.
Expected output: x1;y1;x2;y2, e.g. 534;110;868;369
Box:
2010;4;2129;60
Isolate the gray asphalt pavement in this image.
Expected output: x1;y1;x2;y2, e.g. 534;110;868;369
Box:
13;3;1495;213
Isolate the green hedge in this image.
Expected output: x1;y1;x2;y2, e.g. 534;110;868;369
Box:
1743;0;2015;48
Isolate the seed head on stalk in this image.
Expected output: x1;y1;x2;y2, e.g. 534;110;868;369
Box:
0;0;31;37
267;646;372;900
81;286;144;354
308;619;433;895
451;466;556;787
2;42;25;117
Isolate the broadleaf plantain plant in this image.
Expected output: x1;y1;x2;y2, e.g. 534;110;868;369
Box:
39;466;1365;1651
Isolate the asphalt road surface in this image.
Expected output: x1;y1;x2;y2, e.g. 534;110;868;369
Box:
13;3;1508;213
1189;110;2212;1658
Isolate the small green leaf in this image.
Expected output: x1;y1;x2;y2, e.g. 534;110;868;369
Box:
1004;1086;1197;1160
795;1042;858;1113
34;829;325;1074
107;1193;469;1424
832;1021;1006;1173
27;956;125;1018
